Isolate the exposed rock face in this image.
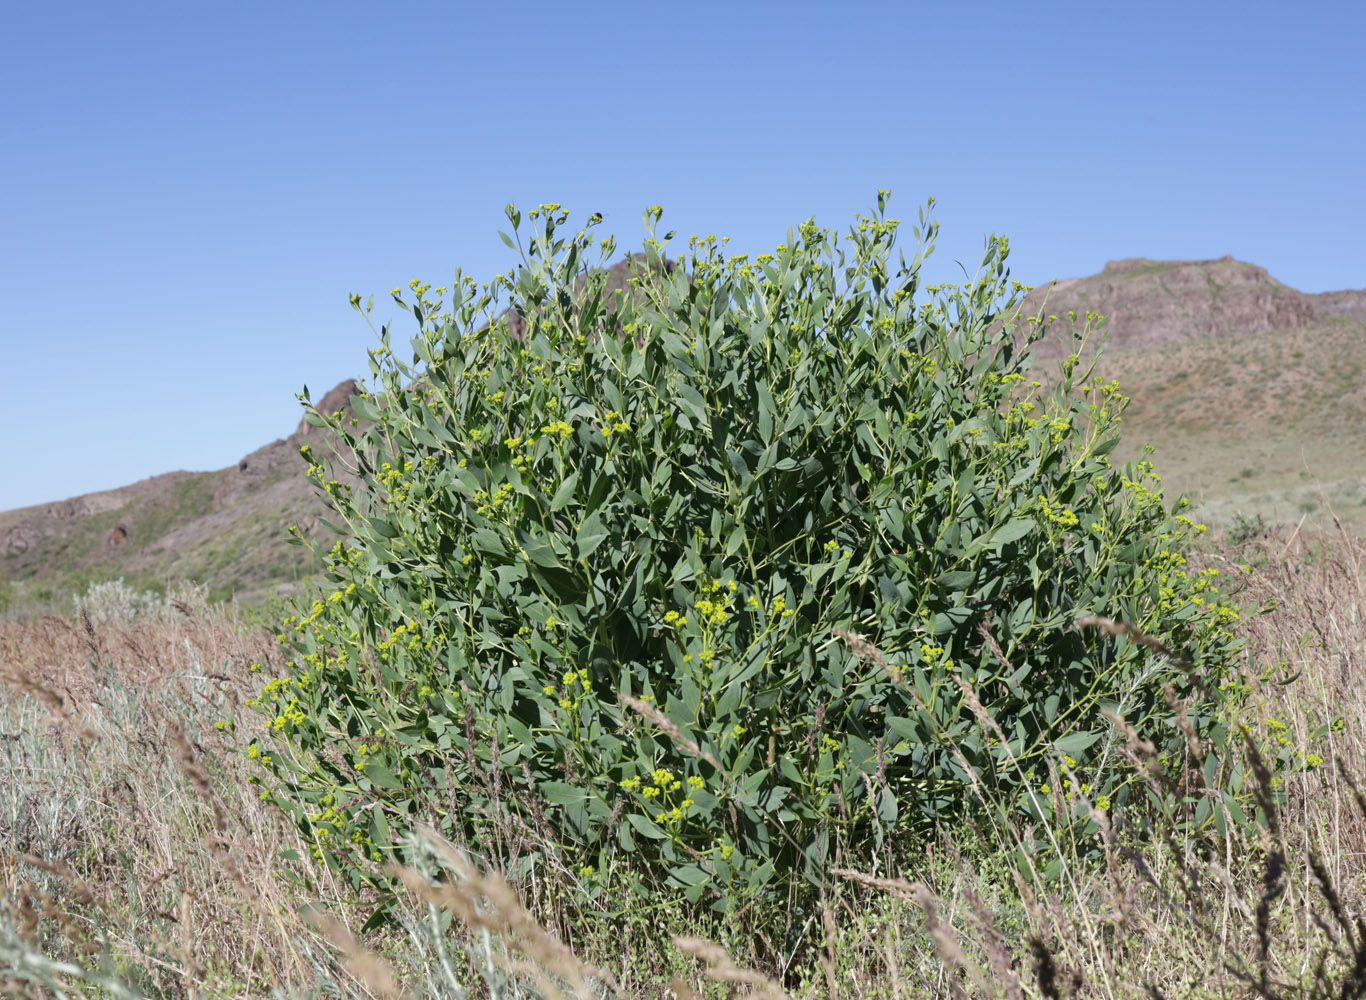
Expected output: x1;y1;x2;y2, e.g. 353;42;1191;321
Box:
1310;289;1366;324
293;379;361;439
1016;255;1323;357
0;474;200;558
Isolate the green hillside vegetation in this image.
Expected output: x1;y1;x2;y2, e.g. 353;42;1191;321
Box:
0;467;318;614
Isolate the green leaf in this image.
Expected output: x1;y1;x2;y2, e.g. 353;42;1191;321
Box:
522;542;563;569
936;569;976;590
988;518;1035;550
1053;731;1102;756
625;813;668;840
886;715;923;744
670;863;711;886
548;473;578;511
877;786;898;823
575;513;610;559
363;761;402;790
677;384;709;424
757;382;776;444
540;781;588;806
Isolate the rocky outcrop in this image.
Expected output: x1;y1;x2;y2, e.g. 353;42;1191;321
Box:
0;474;198;557
1015;255;1324;357
208;379;363;512
293;379;361;440
1310;289;1366;324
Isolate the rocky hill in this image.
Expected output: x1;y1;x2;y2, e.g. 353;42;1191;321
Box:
1017;255;1323;357
0;255;665;615
1309;288;1366;323
0;379;361;611
1008;256;1366;528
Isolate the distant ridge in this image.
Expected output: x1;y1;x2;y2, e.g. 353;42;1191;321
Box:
1309;288;1366;323
1015;255;1325;357
1009;257;1366;532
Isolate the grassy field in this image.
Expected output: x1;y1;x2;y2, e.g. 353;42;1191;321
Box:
2;526;1365;999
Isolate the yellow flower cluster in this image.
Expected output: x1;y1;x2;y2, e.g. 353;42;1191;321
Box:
599;410;631;438
377;621;422;653
1038;495;1080;528
693;595;731;627
1153;557;1239;626
473;483;514;517
326;584;357;604
619;768;702;825
1266;716;1291;748
502;435;537;471
546;668;590;710
271;696;307;732
378;460;413;491
352;730;385;772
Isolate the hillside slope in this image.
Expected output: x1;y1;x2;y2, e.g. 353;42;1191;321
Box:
0;254;667;613
1011;256;1366;528
0;379;360;609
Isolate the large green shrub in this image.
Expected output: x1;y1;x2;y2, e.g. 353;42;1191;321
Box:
250;196;1246;922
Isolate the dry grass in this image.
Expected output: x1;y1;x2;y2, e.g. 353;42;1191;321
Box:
2;536;1366;999
0;586;377;997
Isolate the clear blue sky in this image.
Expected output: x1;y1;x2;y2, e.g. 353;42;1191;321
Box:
2;1;1362;511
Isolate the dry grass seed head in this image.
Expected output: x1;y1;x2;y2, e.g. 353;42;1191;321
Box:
673;935;792;1000
620;693;720;769
306;906;411;1000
